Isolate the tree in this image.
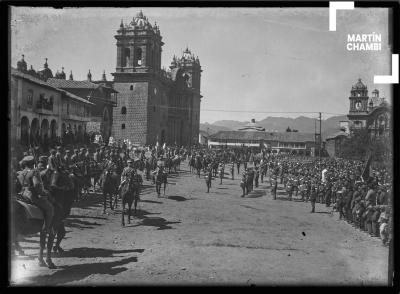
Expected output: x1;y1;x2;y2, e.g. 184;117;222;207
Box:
286;126;292;132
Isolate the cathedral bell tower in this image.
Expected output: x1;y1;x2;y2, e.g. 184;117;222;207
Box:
113;10;163;79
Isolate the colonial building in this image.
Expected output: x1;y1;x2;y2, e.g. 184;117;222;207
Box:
111;11;202;146
47;70;118;142
347;78;391;137
326;78;391;157
208;118;318;155
10;56;94;154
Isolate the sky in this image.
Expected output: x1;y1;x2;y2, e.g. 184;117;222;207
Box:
10;7;392;124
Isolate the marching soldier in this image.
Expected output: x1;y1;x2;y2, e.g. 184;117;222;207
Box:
230;162;235;180
17;156;54;233
271;174;278;200
240;168;248;197
310;185;317;213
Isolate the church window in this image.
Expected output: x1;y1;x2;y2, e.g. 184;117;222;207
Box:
121;124;125;129
130;85;133;91
136;48;142;66
121;106;127;114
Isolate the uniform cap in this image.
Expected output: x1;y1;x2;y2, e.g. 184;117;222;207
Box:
80;148;85;152
127;159;133;163
74;149;79;152
56;146;62;150
66;150;71;153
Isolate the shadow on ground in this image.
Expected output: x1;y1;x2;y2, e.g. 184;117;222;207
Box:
54;247;145;258
25;256;138;285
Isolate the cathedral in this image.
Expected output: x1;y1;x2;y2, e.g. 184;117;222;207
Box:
111;11;202;146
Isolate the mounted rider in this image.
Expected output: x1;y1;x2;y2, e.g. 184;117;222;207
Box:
17;156;54;233
118;159;136;191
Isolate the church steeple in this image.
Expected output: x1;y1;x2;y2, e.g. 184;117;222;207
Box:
69;70;74;80
114;11;164;79
87;69;92;81
102;70;107;81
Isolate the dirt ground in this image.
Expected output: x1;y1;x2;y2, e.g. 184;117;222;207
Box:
10;160;388;286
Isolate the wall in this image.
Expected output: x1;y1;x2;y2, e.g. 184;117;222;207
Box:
112;81;149;145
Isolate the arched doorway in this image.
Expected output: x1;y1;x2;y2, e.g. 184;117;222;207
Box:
102;107;110;140
40;119;49;140
50;119;57;140
20;116;30;146
30;118;40;146
41;119;49;147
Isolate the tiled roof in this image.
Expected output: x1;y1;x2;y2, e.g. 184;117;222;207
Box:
209;131;317;143
47;78;100;89
11;68;93;105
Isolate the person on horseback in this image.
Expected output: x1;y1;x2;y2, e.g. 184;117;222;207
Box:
17;156;54;233
118;159;135;191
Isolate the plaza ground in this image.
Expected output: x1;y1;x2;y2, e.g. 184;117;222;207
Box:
10;161;388;286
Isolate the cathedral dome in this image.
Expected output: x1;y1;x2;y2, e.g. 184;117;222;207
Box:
352;78;367;90
131;10;152;29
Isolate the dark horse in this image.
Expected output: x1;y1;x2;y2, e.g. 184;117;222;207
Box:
120;174;141;226
99;167;120;214
12;170;77;269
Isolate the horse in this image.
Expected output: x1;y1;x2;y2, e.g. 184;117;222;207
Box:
195;157;202;178
12;169;76;269
120;175;141;226
154;170;168;197
99;167;120;214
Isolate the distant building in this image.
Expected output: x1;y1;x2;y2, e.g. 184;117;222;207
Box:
347;78;391;137
208;130;318;155
326;78;391;157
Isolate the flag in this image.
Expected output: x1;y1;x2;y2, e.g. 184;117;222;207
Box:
361;153;372;182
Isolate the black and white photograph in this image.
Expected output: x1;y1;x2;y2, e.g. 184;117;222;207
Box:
6;3;397;286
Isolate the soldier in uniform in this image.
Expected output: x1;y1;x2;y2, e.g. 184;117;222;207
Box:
230;161;235;180
271;174;278;200
310;185;317;213
240;168;248;197
93;148;100;163
119;159;136;191
17;156;54;233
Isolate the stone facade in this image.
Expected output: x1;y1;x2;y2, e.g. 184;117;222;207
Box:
111;11;202;146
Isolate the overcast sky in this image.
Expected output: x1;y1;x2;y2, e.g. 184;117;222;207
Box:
11;7;392;124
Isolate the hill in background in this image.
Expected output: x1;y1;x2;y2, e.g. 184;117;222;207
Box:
200;115;348;137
